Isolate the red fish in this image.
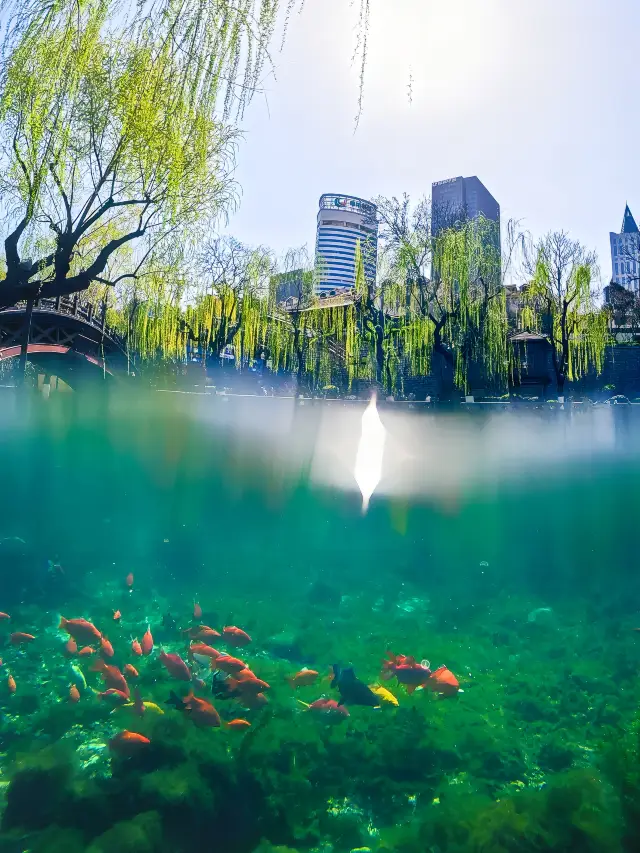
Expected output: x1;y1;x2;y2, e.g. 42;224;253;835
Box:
59;617;101;644
91;659;130;697
159;650;191;681
10;632;35;646
108;730;150;755
382;653;431;694
183;626;221;642
64;638;78;657
426;665;459;698
100;636;114;659
381;651;411;680
308;698;349;719
188;642;220;661
185;693;221;727
78;646;95;657
214;654;247;674
0;612;10;621
222;626;252;647
69;684;80;703
131;638;142;656
226;719;251;730
141;626;153;656
228;670;270;696
125;573;134;589
124;664;139;679
113;610;122;622
193;602;202;620
98;688;130;706
7;673;16;694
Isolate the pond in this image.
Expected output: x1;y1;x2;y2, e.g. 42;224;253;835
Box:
0;389;638;852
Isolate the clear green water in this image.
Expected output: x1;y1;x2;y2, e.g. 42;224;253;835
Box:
0;390;639;852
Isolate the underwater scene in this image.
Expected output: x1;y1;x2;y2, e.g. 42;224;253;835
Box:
1;391;640;853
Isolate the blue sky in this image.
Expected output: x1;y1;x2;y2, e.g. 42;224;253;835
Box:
227;0;640;284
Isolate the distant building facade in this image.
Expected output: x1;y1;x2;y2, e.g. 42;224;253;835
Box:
610;205;640;293
314;194;378;295
431;175;500;235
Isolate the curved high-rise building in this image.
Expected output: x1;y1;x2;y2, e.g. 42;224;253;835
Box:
314;194;378;295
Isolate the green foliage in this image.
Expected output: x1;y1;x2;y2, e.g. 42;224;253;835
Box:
86;811;163;853
518;231;609;393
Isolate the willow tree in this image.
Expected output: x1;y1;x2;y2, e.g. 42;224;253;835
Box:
377;194;512;395
0;0;282;313
521;231;609;398
192;236;273;367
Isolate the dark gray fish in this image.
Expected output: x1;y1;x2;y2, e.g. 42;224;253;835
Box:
162;612;178;631
331;664;380;707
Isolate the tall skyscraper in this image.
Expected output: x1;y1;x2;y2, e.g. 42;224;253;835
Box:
314;194;378;295
610;205;640;293
431;175;500;235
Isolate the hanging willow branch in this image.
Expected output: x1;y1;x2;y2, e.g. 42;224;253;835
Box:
520;230;609;396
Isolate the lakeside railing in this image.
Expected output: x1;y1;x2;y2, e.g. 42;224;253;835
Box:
1;295;124;345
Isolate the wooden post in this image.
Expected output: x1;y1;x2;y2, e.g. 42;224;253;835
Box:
18;297;34;382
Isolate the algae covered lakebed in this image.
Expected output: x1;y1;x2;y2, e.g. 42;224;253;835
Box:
0;391;640;852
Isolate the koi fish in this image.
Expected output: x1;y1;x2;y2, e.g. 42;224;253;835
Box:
159;650;191;681
287;669;320;688
222;626;252;647
368;684;399;707
131;638;142;656
141;626;153;655
108;730;150;756
10;632;35;646
59;617;101;644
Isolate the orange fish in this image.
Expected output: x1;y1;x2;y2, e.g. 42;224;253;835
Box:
108;730;150;755
214;654;247;674
188;642;221;661
159;650;191;681
426;665;459;698
125;573;134;589
64;638;78;656
10;632;35;646
7;673;16;694
131;638;142;656
183;625;221;642
141;626;153;655
222;626;252;647
0;612;10;621
59;617;101;644
91;659;130;697
98;688;130;706
100;636;114;659
183;692;221;728
69;684;80;703
226;719;251;730
113;610;122;622
229;669;270;692
193;602;202;620
287;669;319;688
78;646;96;657
124;664;139;678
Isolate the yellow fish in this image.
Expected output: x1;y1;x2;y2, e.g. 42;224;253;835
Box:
121;701;165;715
368;684;399;707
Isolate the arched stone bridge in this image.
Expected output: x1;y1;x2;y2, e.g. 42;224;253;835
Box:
0;295;127;380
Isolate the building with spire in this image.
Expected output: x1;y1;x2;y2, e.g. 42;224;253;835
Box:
610;204;640;292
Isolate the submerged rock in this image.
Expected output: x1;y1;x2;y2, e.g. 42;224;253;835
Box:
86;811;162;853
